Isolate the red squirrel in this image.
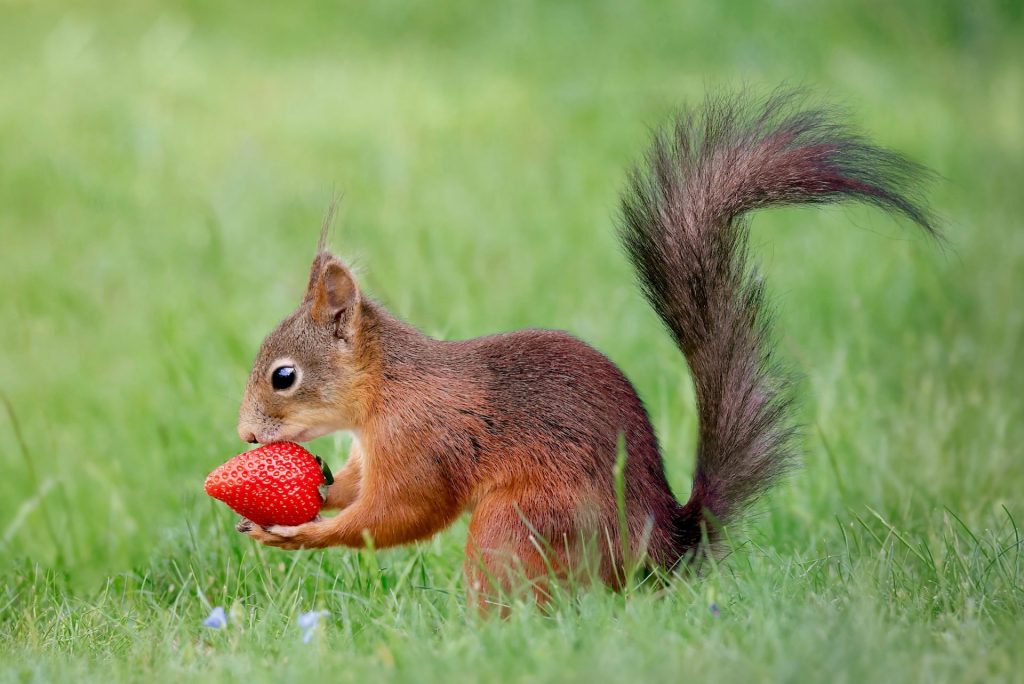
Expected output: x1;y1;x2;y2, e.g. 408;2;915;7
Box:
235;91;937;600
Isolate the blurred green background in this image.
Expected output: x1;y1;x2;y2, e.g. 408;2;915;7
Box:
1;1;1022;681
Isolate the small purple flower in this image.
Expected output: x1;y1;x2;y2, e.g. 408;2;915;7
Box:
709;602;720;618
298;610;329;643
203;606;227;629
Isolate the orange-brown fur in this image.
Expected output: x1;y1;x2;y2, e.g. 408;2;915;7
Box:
241;295;676;598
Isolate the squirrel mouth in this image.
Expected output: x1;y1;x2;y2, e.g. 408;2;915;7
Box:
264;424;336;445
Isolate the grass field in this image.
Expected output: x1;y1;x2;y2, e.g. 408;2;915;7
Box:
1;1;1022;681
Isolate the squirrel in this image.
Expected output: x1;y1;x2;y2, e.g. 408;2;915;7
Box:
236;91;937;601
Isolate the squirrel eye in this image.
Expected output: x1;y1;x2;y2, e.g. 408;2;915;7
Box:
271;365;297;391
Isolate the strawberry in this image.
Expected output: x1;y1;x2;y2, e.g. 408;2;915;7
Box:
205;442;334;527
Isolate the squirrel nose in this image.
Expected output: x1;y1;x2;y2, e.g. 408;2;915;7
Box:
237;426;258;444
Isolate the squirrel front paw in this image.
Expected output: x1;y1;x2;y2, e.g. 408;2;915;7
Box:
237;516;329;550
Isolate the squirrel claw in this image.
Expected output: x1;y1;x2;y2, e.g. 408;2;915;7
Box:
235;518;254;533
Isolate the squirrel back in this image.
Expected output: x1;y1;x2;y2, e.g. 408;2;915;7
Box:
619;90;938;552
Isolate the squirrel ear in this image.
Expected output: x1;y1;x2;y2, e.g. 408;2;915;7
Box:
304;252;331;301
308;255;359;340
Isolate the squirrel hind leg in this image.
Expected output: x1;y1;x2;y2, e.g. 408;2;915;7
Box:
463;490;609;612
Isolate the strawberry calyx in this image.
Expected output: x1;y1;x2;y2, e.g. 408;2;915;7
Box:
314;454;334;501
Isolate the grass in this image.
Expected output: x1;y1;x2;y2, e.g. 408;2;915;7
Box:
1;0;1022;681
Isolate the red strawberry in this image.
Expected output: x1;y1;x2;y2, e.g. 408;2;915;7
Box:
205;442;334;527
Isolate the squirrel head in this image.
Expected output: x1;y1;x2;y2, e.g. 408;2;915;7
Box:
237;251;374;444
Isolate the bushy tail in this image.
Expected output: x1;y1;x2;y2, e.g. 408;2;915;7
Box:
618;90;938;554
